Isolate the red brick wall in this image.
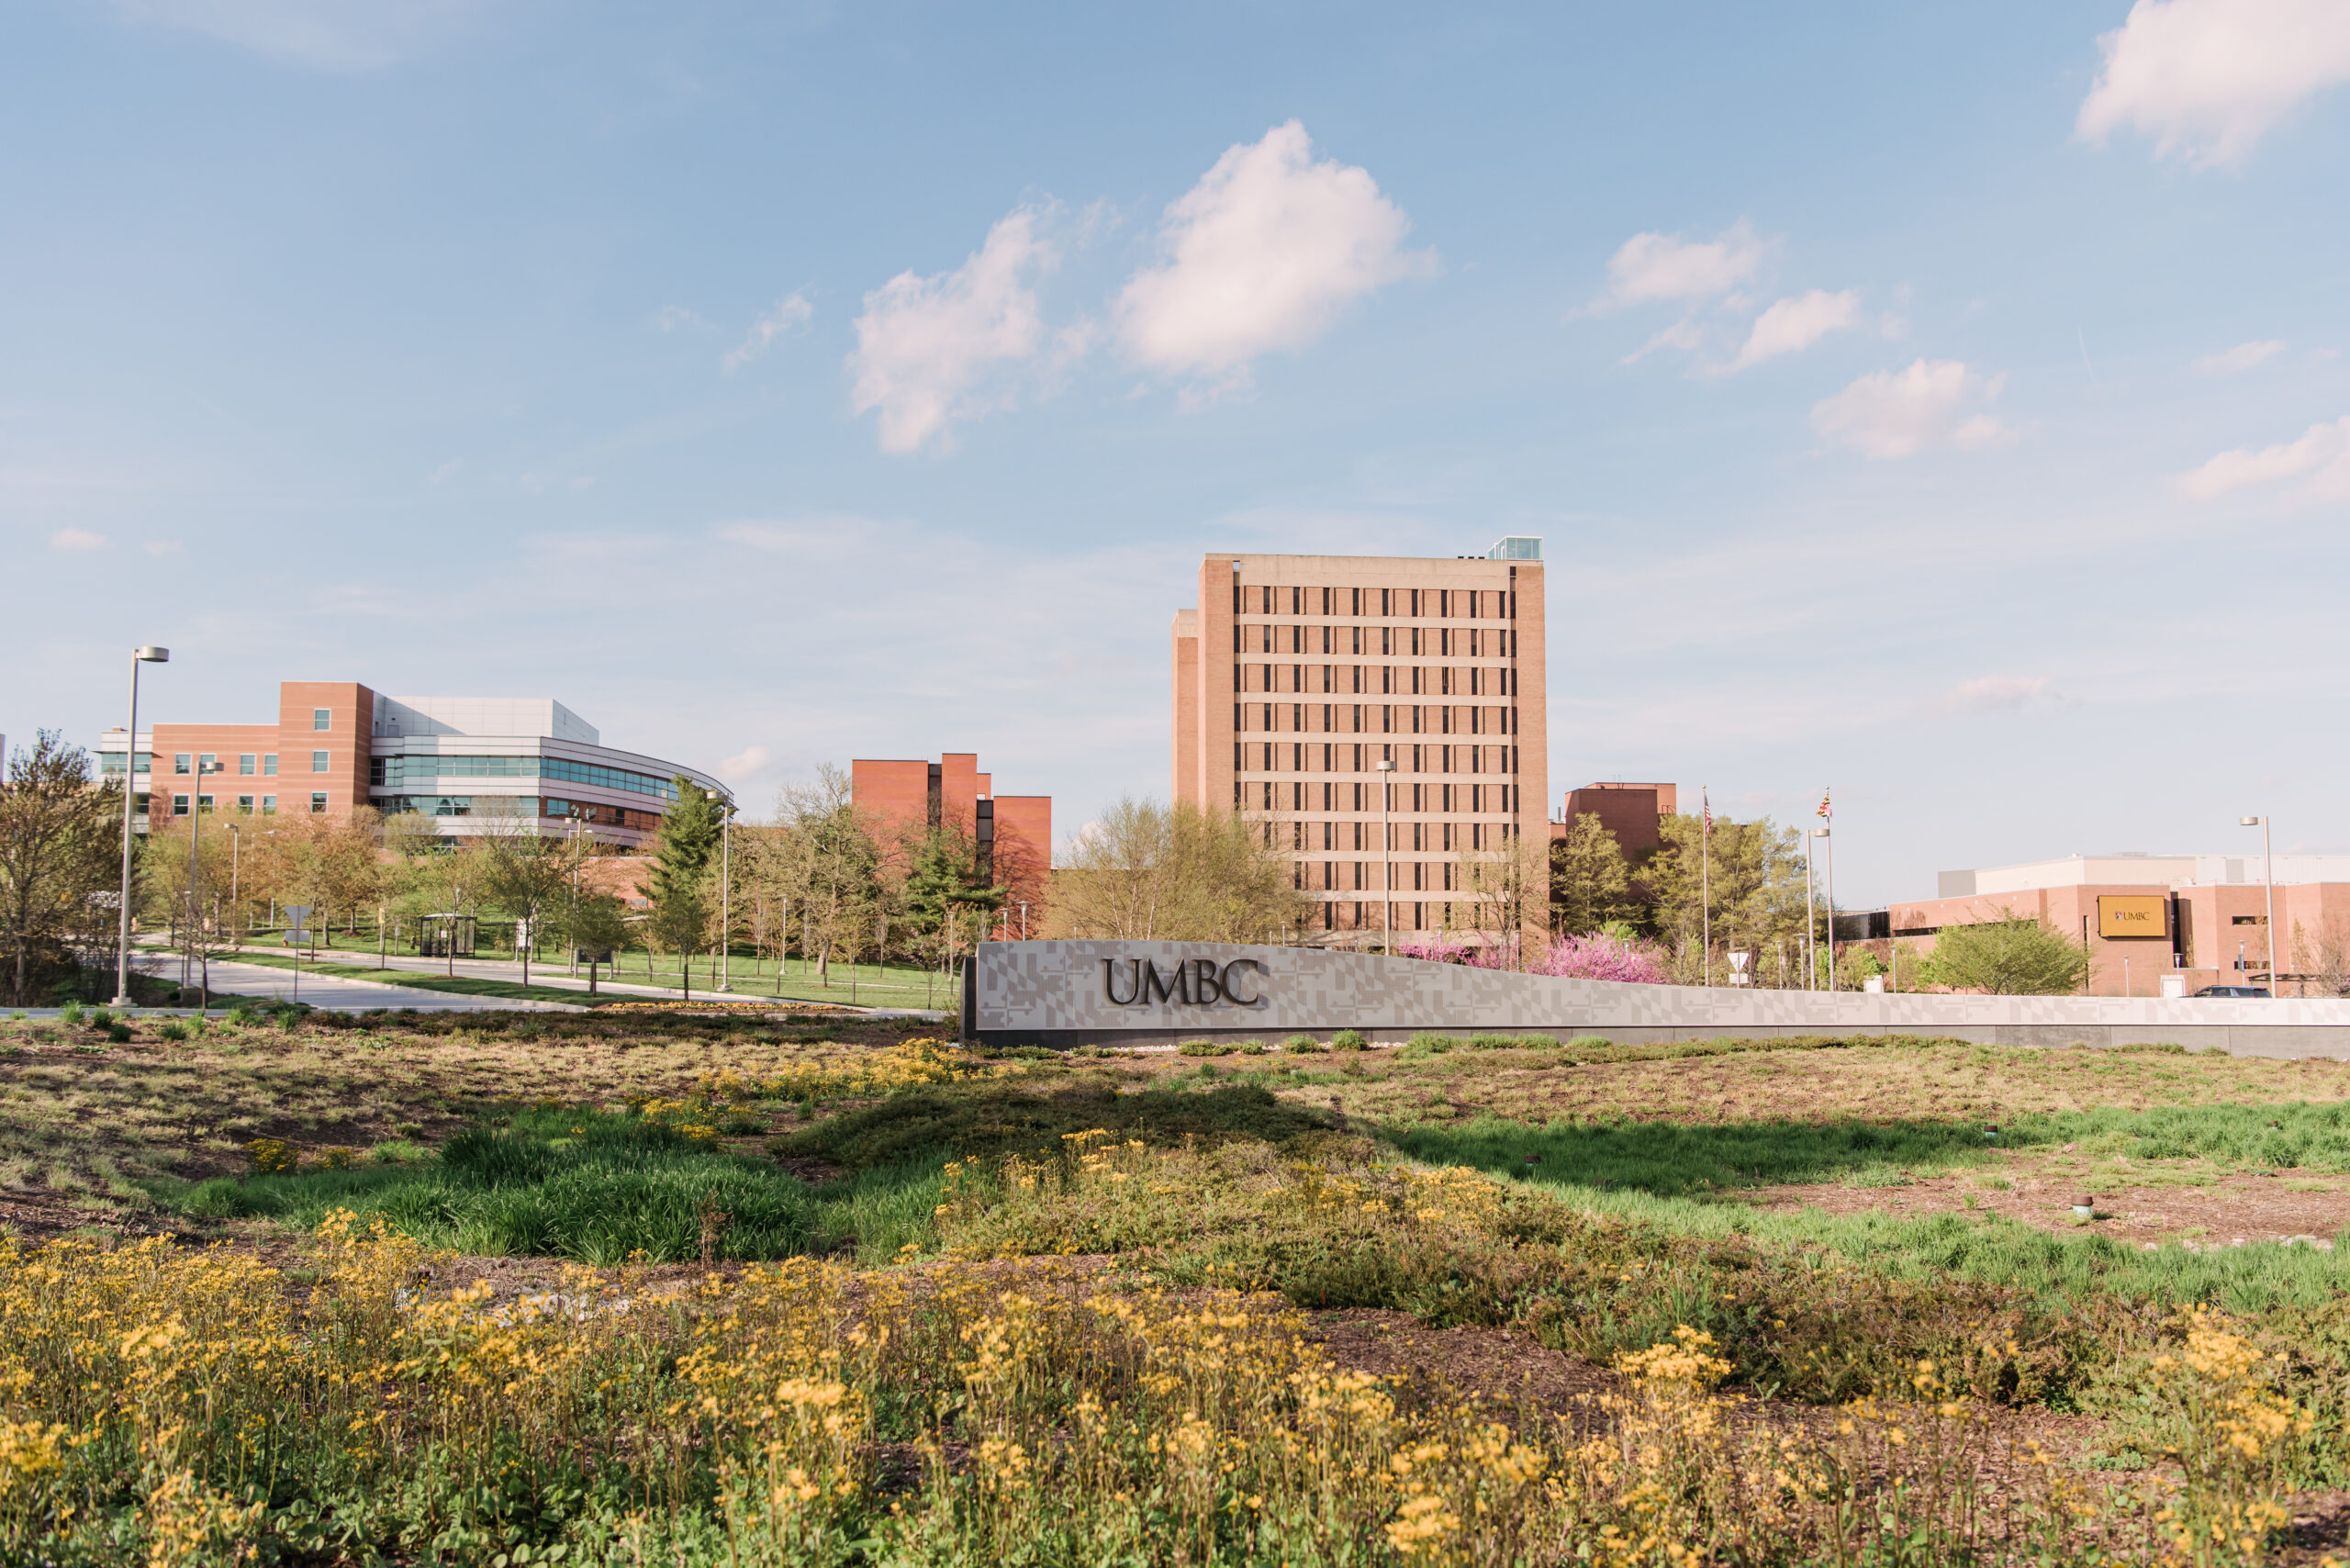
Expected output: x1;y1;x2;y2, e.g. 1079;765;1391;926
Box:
147;724;278;814
277;682;374;820
853;759;931;849
1562;783;1673;857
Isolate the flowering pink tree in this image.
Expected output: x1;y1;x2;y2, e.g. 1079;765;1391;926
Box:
1532;931;1669;984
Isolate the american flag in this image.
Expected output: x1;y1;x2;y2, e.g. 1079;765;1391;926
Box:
1702;788;1711;834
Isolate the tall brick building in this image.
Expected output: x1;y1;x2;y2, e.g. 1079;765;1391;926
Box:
851;753;1052;935
1170;543;1548;941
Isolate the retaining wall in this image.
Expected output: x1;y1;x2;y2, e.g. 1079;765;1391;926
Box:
966;940;2350;1058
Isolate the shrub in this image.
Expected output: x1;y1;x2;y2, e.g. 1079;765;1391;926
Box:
106;1024;131;1044
1331;1029;1367;1051
87;1008;112;1030
1398;1033;1458;1060
1281;1034;1324;1053
1177;1039;1235;1057
1237;1040;1267;1055
245;1138;298;1175
1565;1034;1613;1050
158;1023;189;1043
58;1002;82;1025
1919;913;2093;995
1534;932;1671;984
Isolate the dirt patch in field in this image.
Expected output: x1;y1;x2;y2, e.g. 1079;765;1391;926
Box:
1742;1155;2349;1249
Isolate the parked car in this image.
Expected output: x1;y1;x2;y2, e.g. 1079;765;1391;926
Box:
2192;985;2271;998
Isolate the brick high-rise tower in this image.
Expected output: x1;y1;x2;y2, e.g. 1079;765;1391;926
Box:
1171;542;1547;944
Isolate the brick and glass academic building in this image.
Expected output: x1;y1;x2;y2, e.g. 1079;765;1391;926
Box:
1171;541;1548;938
97;680;723;849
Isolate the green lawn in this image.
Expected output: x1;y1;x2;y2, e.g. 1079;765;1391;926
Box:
231;935;958;1008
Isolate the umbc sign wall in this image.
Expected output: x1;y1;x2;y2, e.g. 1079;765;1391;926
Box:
1102;957;1268;1008
961;940;2350;1058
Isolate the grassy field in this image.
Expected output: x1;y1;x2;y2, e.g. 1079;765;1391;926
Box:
243;931;962;1006
6;1016;2350;1562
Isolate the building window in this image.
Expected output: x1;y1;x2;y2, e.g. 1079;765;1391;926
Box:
310;793;329;813
172;794;189;816
132;793;149;815
199;753;217;772
261;795;277;813
173;754;191;775
238;795;254;812
313;709;331;731
196;795;213;813
263;755;277;776
239;754;255;776
312;750;330;773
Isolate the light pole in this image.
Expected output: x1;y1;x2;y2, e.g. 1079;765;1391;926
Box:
1375;757;1396;953
186;758;219;1009
2241;815;2277;998
1814;826;1837;990
112;646;169;1007
1804;829;1823;991
719;797;733;991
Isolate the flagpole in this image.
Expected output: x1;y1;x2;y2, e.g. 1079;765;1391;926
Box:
1700;787;1711;987
1818;788;1836;991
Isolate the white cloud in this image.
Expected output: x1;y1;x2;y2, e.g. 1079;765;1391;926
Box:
142;540;184;555
717;745;772;783
2177;415;2350;501
1810;360;2014;460
49;528;107;551
1727;288;1860;371
722;294;812;372
2077;0;2350;168
1596;222;1767;308
114;0;489;72
2195;339;2287;375
1935;675;2051;715
848;209;1056;453
655;305;711;334
1114;121;1434;397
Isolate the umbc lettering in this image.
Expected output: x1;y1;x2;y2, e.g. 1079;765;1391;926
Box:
1102;957;1268;1007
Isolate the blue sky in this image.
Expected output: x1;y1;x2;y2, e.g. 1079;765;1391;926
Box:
7;0;2348;905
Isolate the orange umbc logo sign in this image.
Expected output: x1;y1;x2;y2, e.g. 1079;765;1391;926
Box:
2098;895;2167;939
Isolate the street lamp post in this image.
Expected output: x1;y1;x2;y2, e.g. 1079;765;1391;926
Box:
2241;815;2278;998
112;646;169;1008
1816;826;1837;991
719;798;733;991
1375;758;1396;953
1804;829;1825;991
186;758;219;1010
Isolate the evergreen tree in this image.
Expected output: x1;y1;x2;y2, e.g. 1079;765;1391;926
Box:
900;827;1005;942
650;778;722;908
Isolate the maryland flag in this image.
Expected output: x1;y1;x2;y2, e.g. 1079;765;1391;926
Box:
1817;788;1832;821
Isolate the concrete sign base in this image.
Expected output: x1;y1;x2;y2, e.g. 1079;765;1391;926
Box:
966;941;2350;1058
